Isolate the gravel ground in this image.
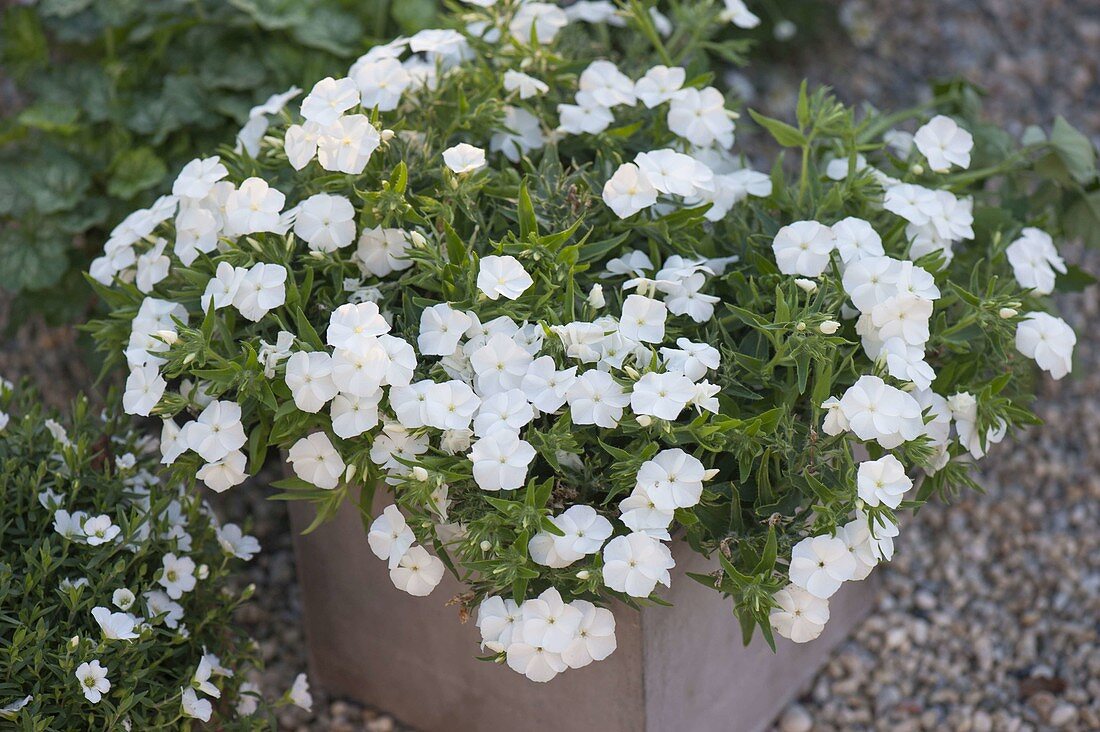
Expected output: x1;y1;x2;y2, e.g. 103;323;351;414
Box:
2;1;1098;730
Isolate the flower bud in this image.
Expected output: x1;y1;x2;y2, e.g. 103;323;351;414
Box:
412;466;429;482
197;564;209;580
410;231;427;247
587;284;605;309
380;129;395;142
69;635;80;649
819;320;841;335
910;163;924;175
154;329;178;346
999;307;1018;319
345;463;358;483
575;570;590;580
479;540;492;552
795;321;807;332
636;415;652;427
794;278;817;294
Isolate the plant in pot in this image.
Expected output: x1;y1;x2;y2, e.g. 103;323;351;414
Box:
85;0;1089;727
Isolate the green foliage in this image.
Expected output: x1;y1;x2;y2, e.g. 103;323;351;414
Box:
0;385;272;729
86;3;1086;650
0;0;440;319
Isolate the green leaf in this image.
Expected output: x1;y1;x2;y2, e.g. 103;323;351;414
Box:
107;147;168;200
748;109;806;147
0;226;68;292
518;179;538;239
1049;116;1097;184
17;103;80;134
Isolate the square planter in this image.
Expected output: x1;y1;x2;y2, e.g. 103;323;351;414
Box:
289;495;876;732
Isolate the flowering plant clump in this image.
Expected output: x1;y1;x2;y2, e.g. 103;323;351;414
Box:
0;382;311;727
89;1;1087;682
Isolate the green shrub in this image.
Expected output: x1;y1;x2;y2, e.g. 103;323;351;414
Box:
0;382;283;729
0;0;439;322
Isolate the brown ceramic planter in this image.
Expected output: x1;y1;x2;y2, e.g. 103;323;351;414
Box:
289;495;877;732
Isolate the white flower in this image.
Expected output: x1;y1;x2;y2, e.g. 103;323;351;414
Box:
554;504;613;556
329;392;380;439
602;162;658;219
831;217;884;264
722;0;761;28
326;301;390;349
185;400;247;463
566;369;629;428
557;103;614;135
288;432;345;490
135;238;170;293
389;545;446;596
75;661;110;704
317;114;381;174
236;682;261;717
422;380;481;432
201;262;246;312
477;596;521;651
856;455;912;509
490;106;545;163
838;375;924;449
634;65;685;108
477;255;533;300
883;184;939;226
770;585;830;643
82;515;120;546
661;272;720;323
53;510;87;540
520;356;576;413
352;57;412;111
174;203;219;266
181;688;212;721
510;2;569;44
111;589;135;611
159;553;197;599
635;149;712;197
870;294;933;346
332;339;391;397
91;607;139;641
216;524;261;561
172;157;227;199
469;430;536;491
619;294;666;343
287;673;313;712
370;424;429;481
442;143;487;174
635;448;709;511
668;86;735;149
295;193;357;252
630;371;696;421
284;121;323;170
517;587;584;657
602;533;675;598
576;60;636;109
473;389;533;437
300;76;360;127
503;70;549;99
470;333;532;396
368;505;416;569
913;115;973;172
233;262;286;322
506;640;567;683
789;534;857;599
561;600;617;668
1006;227;1066;295
225;177;285;236
1015;312;1075;380
285;351;339;413
603;250;654;278
355;226;412;277
192;656;221;699
123;363;166;417
418;304;473;356
144;590;184;629
772;220;836;277
197;450;249;493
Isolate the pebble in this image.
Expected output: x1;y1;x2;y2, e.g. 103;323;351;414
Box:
777;704;813;732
